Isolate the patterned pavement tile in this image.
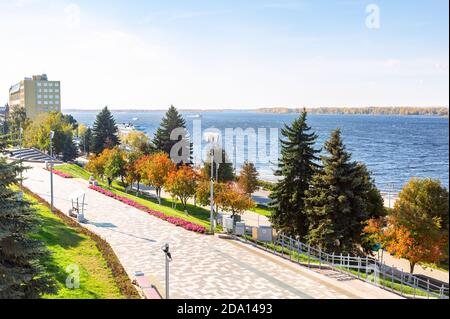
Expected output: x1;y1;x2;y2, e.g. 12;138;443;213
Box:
23;163;400;299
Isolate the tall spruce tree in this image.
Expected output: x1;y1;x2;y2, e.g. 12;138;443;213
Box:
61;134;79;162
0;149;55;298
269;110;320;238
304;129;384;254
238;161;259;195
202;147;235;182
152;105;192;165
91;106;119;154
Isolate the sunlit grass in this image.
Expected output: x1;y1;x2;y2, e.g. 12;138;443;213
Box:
23;191;124;299
249;204;272;217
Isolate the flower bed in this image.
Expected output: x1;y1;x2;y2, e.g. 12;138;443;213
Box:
44;168;73;178
89;185;206;234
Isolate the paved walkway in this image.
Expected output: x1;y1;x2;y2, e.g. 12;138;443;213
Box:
23;163;401;299
380;251;448;283
132;184;272;228
251;189;399;209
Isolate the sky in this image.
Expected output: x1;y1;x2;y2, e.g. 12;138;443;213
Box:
0;0;448;110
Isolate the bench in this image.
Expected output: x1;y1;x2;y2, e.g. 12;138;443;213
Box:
133;275;162;299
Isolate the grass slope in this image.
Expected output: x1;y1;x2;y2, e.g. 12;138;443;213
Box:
24;191;125;299
250;204;272;217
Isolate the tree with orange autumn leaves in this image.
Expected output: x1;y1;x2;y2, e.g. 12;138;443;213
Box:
164;165;199;212
124;151;144;193
86;147;257;221
86;147;127;186
216;183;256;218
136;152;176;204
364;178;448;273
86;148;114;180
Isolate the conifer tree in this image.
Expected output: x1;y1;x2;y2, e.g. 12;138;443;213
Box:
238;161;259;195
0;149;55;298
202;147;235;182
152;105;192;165
91;106;119;154
269;110;320;238
61;134;79;162
305;129;384;254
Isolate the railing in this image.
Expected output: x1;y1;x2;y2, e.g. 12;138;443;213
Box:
234;231;449;299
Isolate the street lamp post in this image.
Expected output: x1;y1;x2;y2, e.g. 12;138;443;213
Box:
387;182;395;209
19;127;23;186
161;243;172;299
210;147;215;233
50;130;54;212
204;132;219;234
19;127;23;149
216;162;219;182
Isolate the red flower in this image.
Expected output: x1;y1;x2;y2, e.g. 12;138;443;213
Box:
88;185;207;234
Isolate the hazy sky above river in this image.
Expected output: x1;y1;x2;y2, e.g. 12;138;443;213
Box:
0;0;448;110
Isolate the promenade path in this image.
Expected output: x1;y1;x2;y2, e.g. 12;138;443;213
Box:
23;163;401;299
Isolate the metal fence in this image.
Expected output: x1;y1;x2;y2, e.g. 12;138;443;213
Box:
235;231;449;299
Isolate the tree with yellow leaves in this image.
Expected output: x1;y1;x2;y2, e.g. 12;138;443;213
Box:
164;165;199;212
136;152;176;204
216;183;256;218
364;178;449;273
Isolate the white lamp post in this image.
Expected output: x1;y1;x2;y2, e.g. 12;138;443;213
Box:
387;182;395;209
19;127;23;149
19;127;23;186
204;132;220;234
50;130;55;212
161;243;172;299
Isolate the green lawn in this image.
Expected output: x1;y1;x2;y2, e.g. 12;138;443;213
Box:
250;204;273;217
338;266;439;298
421;261;449;273
24;191;125;299
55;164;216;230
54;163;92;180
243;235;320;265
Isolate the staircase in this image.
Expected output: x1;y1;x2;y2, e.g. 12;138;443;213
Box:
5;148;63;163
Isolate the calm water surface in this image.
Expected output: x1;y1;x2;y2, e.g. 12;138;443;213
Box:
68;110;449;192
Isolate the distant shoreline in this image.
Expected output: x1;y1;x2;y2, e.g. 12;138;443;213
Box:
63;106;449;117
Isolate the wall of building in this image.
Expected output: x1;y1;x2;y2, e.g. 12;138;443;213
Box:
8;75;61;120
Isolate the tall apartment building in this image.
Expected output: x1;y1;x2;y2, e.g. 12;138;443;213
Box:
9;74;61;119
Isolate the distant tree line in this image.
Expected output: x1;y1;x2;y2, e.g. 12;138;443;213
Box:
257;107;449;116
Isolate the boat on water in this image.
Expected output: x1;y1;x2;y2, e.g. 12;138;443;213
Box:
117;122;147;135
117;123;137;135
187;114;202;119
